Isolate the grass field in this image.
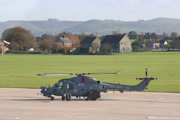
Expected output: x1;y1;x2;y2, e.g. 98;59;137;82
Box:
0;52;180;92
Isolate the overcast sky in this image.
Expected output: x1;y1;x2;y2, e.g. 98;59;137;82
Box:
0;0;180;22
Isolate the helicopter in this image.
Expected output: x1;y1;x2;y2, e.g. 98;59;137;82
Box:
38;68;157;101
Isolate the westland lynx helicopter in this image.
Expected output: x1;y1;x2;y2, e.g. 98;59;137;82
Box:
38;69;157;101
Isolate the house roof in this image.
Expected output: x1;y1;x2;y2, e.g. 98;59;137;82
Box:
65;35;80;43
81;37;97;44
150;38;161;43
160;40;166;44
59;37;72;43
101;35;125;43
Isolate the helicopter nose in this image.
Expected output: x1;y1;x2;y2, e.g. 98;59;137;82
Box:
41;86;46;90
46;87;54;93
40;86;46;93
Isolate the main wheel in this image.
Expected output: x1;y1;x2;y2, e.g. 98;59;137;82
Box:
87;90;100;101
66;93;71;101
62;96;65;101
51;96;54;100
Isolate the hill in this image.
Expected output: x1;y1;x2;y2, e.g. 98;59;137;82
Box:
0;20;82;36
1;17;180;36
66;17;180;35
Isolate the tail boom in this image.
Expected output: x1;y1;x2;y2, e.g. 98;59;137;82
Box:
102;77;156;93
102;69;157;92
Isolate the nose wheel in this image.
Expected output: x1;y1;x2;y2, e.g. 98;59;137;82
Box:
47;95;54;100
51;96;54;100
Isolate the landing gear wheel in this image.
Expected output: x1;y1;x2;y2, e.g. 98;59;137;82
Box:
62;93;71;101
62;96;65;101
87;90;100;101
66;93;71;101
51;96;54;100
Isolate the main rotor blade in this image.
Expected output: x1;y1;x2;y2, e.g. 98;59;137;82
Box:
86;71;120;75
37;73;76;76
37;71;120;76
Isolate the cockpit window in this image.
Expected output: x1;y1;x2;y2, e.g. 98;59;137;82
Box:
54;82;58;87
58;82;63;89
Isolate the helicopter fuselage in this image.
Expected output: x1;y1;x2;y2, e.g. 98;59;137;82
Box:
40;75;155;101
39;69;157;101
41;76;107;98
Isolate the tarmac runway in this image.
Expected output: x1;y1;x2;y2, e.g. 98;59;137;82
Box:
0;88;180;120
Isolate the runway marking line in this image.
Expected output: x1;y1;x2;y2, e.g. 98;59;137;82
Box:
147;116;180;119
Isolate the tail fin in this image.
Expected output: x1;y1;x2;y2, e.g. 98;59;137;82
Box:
135;69;157;91
135;79;150;91
135;77;157;91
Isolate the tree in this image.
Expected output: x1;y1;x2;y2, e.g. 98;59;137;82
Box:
27;39;39;51
162;32;169;38
41;34;57;41
39;34;56;52
39;39;53;51
2;27;34;51
9;42;20;51
144;32;151;39
132;40;143;52
128;31;137;39
150;33;158;39
170;32;178;41
171;36;180;47
137;33;144;44
52;42;63;53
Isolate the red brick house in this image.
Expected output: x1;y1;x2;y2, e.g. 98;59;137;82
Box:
58;37;72;48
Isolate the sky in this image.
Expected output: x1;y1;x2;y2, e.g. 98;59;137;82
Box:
0;0;180;22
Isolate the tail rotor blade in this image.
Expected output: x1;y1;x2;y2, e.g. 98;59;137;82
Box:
136;78;144;80
145;68;148;77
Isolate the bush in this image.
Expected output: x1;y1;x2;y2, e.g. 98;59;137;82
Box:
6;51;43;54
79;47;89;54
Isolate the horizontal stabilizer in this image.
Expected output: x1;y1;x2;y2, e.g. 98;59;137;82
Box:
136;77;157;80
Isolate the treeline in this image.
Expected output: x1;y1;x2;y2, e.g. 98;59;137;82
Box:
1;27;180;53
1;27;79;53
128;31;180;51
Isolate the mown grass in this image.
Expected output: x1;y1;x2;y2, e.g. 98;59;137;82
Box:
0;52;180;92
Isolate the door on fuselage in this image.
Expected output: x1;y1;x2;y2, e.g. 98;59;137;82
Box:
63;81;74;95
57;81;64;96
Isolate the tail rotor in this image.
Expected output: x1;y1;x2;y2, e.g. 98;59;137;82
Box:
136;68;157;89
